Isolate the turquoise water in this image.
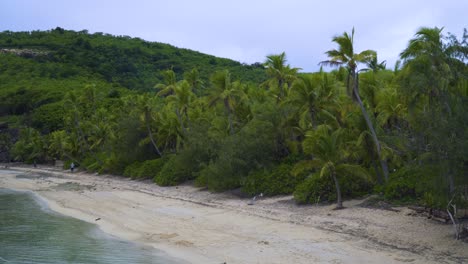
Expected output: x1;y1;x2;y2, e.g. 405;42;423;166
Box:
0;188;185;264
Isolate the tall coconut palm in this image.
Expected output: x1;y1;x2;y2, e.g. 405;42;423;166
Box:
320;28;389;182
263;52;301;101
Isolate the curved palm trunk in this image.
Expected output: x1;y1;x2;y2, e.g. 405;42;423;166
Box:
331;167;343;209
145;111;163;157
354;74;389;181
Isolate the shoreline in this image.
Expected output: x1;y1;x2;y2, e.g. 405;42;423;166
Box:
1;166;467;263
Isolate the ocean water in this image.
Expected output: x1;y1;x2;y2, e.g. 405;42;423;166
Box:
0;188;185;264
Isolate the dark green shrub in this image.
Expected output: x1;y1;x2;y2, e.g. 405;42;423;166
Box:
383;165;438;206
294;172;374;204
123;162;142;178
155;154;194;186
135;158;167;179
197;119;277;191
196;155;242;191
99;153;129;175
242;164;305;196
294;173;334;204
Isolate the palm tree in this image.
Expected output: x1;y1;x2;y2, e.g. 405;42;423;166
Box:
320;28;389;182
302;125;369;209
48;130;71;160
155;69;178;97
184;68;204;96
263;52;301;101
156;107;184;152
208;70;246;135
399;27;466;102
129;94;163;157
365;56;386;73
288;73;338;128
399;27;467;194
166;80;195;135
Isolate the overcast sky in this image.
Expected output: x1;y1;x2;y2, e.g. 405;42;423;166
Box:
1;0;466;71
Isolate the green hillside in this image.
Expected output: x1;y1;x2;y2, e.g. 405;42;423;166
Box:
0;28;267;89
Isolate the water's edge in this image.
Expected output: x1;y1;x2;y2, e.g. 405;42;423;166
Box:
0;186;186;264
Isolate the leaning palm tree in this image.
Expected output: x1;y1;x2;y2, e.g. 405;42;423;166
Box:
320;28;389;182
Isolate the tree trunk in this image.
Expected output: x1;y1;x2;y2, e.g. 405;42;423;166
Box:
309;106;315;127
353;74;389;182
145;111;163;157
175;108;186;136
331;167;343;209
371;156;383;185
225;98;234;135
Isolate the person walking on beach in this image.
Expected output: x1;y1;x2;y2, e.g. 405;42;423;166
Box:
70;162;75;173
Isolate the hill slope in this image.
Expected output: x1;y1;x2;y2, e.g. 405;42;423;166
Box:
0;28;267;91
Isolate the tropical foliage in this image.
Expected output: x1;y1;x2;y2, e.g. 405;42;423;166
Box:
2;27;467;211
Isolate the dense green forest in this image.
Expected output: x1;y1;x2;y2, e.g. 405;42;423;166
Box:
1;27;467;211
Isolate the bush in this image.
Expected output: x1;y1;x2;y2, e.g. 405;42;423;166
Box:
154;154;194;186
294;173;334;204
99;153;129;175
196;155;242;191
123;158;167;180
123;161;142;178
242;164;305;196
197;119;276;191
294;172;373;204
135;158;167;179
382;165;437;206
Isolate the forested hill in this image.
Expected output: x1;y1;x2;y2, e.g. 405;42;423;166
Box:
0;27;267;90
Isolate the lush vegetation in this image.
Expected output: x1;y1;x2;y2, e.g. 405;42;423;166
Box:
2;27;467;211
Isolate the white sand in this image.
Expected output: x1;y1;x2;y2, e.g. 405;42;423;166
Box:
1;166;466;264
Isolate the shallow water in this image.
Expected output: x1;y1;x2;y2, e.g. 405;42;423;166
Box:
0;188;184;264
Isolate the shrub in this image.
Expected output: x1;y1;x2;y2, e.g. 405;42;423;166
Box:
242;164;305;196
294;172;373;204
135;158;167;179
99;153;129;175
196;155;242;191
154;154;194;186
197;119;276;191
294;173;334;204
123;161;142;178
122;158;167;180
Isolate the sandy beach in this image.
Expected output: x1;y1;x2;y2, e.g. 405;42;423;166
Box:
1;165;466;264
